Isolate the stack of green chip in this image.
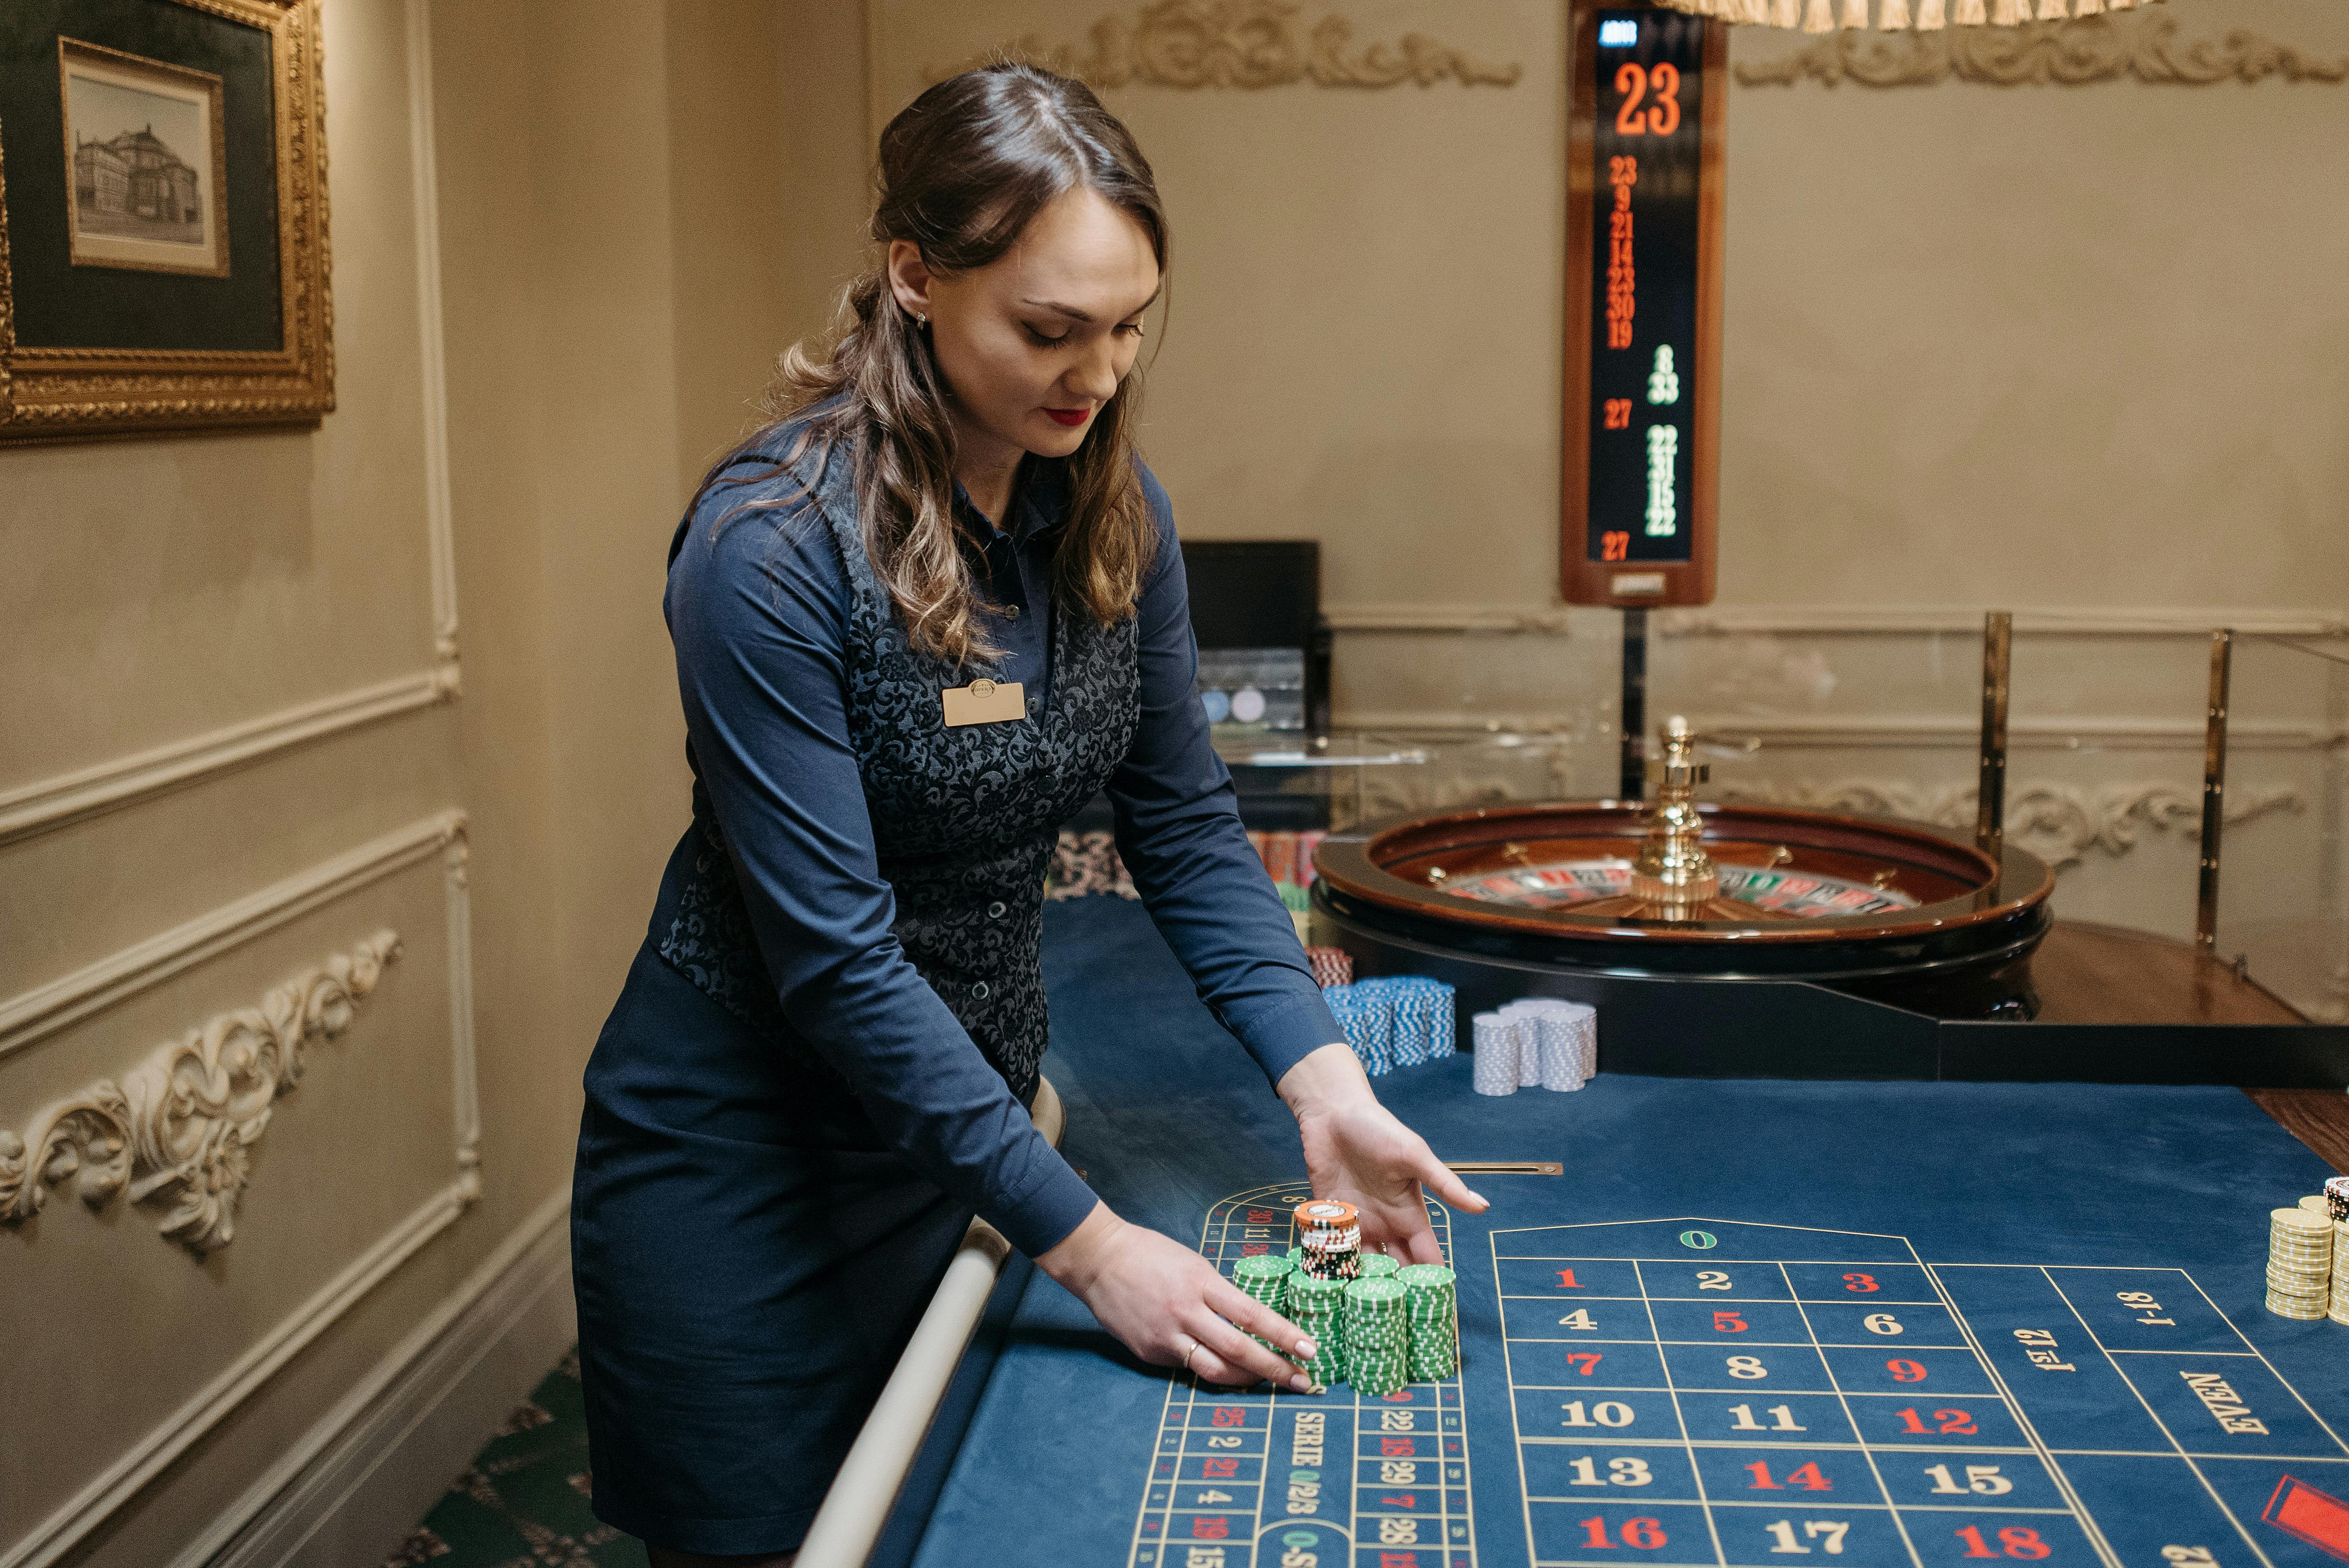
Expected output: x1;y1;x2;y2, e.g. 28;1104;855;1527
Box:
1286;1271;1348;1388
1397;1264;1459;1381
1345;1276;1410;1396
1233;1254;1297;1356
1358;1253;1400;1281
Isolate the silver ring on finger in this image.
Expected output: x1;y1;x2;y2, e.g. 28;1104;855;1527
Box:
1178;1334;1199;1372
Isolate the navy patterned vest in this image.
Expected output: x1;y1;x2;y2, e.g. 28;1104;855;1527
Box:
656;440;1140;1105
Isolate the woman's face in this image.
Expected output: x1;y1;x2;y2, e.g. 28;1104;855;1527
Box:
888;187;1159;464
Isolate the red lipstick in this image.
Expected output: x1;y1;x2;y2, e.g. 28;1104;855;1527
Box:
1043;407;1090;428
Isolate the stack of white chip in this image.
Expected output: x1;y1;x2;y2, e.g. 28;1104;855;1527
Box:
1470;1012;1521;1095
1469;998;1598;1097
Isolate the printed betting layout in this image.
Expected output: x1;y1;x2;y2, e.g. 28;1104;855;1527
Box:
1129;1185;1478;1568
1499;1221;2349;1568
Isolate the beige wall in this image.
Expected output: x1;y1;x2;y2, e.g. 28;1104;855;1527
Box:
0;1;845;1564
870;0;2349;952
870;0;2349;615
0;0;475;1558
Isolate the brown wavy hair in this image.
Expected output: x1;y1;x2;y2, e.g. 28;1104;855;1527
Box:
705;63;1167;667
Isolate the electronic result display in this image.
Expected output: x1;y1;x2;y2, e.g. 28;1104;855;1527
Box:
1562;6;1724;609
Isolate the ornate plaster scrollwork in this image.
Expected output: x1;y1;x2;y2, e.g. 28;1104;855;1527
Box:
1711;779;2304;870
1734;12;2349;87
0;932;402;1254
924;0;1521;91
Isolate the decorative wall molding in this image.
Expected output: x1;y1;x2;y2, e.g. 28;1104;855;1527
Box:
1712;777;2305;870
181;1187;574;1568
922;1;1521;91
1657;607;2349;639
0;1176;480;1568
0;672;458;847
1327;604;1580;635
439;809;483;1188
0;932;402;1253
0;811;466;1061
1693;716;2342;752
1322;602;2349;638
0;810;482;1568
406;0;462;681
1734;12;2349;88
1334;711;2342;753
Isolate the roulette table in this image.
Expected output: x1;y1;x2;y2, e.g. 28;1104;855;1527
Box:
1312;796;2052;1011
1307;722;2349;1087
866;896;2349;1568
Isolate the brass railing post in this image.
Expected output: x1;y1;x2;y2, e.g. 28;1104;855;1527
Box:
2196;629;2233;950
1975;611;2012;861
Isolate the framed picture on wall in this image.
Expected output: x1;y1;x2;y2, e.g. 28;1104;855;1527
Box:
0;0;331;441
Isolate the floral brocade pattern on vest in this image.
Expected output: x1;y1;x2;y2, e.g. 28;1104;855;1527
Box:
657;446;1140;1105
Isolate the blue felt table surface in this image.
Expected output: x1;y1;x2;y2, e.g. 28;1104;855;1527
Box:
906;897;2349;1568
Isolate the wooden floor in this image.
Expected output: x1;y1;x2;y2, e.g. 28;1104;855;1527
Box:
2033;920;2349;1175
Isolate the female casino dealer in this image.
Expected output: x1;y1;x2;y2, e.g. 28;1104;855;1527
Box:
569;63;1489;1567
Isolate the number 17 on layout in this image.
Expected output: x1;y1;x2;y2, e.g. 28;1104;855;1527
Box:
1562;5;1722;611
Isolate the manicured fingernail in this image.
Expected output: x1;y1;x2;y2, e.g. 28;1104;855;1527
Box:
1296;1337;1318;1356
1291;1373;1312;1391
1469;1190;1488;1206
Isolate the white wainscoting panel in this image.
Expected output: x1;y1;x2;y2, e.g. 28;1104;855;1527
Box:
0;810;483;1568
186;1188;575;1568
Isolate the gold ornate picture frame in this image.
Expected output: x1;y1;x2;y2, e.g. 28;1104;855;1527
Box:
0;0;331;442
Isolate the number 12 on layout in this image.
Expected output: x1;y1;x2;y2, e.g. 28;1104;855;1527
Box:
1563;7;1722;610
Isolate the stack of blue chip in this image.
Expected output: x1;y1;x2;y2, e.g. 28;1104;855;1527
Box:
1325;984;1383;1075
1355;978;1405;1067
1357;983;1397;1073
1323;975;1456;1076
1411;976;1457;1061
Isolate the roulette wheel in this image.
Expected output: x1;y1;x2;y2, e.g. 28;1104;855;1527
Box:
1311;717;2058;1034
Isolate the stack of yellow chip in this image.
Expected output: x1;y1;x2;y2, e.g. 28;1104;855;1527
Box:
2268;1205;2333;1319
2334;1220;2349;1328
2324;1181;2349;1326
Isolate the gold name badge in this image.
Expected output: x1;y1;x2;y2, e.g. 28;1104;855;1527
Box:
941;677;1027;727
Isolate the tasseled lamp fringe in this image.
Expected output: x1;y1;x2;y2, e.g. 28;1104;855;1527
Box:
1689;0;2157;27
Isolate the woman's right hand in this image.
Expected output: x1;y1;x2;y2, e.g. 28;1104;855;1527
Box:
1038;1201;1318;1391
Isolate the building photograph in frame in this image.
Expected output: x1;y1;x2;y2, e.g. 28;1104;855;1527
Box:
0;0;329;441
62;38;229;277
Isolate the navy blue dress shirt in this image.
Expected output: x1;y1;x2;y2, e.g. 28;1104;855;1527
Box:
663;447;1343;1257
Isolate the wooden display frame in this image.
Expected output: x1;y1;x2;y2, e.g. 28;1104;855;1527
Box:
1560;2;1725;609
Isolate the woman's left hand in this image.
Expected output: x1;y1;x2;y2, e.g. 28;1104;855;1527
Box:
1277;1042;1489;1264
